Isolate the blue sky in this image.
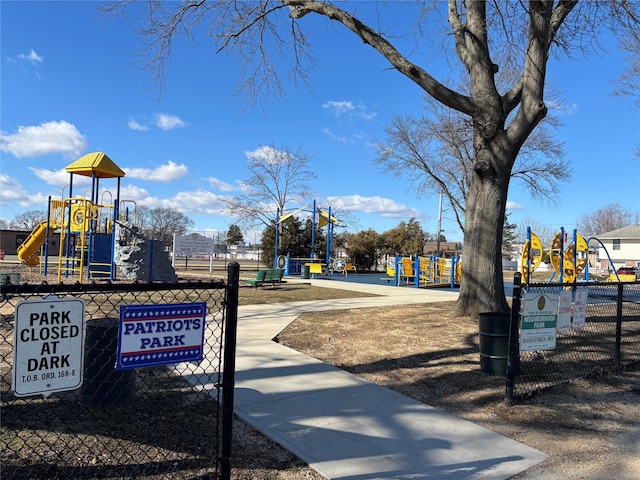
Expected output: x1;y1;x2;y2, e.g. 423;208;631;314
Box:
1;1;639;244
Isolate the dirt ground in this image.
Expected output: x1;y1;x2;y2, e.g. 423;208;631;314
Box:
277;301;640;480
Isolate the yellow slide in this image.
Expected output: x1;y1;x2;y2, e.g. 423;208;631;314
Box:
17;221;48;266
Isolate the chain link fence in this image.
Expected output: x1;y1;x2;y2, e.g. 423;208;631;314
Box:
506;276;640;404
1;265;240;480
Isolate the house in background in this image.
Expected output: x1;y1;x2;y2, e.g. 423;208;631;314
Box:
0;229;60;256
594;224;640;271
422;241;462;258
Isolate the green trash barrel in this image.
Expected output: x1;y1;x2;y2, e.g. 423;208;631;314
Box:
478;312;510;376
80;317;135;405
301;265;310;279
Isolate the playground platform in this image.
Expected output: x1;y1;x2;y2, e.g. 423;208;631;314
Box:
192;278;548;479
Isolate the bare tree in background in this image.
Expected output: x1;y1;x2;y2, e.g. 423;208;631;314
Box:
577;203;639;237
615;30;640;101
375;95;569;233
135;206;194;245
103;1;640;316
132;205;151;232
515;216;558;250
224;145;316;229
615;29;640;158
11;210;47;231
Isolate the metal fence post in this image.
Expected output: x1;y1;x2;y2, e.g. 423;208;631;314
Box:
220;262;240;480
614;282;623;369
505;272;522;406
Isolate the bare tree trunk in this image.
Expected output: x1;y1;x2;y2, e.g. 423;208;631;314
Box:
454;129;512;318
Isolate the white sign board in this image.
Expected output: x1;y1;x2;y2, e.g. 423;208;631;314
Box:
174;233;214;256
557;290;572;333
573;289;588;329
520;293;558;352
12;297;85;397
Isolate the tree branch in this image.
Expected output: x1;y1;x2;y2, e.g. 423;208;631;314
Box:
447;0;472;72
283;0;475;115
549;0;579;48
507;0;555;150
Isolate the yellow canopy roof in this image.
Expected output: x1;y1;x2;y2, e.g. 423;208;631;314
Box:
278;206;308;223
65;152;125;178
318;209;342;228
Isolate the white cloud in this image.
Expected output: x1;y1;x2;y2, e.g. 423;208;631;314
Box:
245;145;290;166
171;190;228;214
507;201;524;210
236;180;255;194
0;121;87;158
321;128;347;143
322;100;377;121
29;167;91;187
0;174;28;204
18;49;43;65
124;160;188;182
119;185;151;202
327;195;425;220
22;192;50;208
154;113;187;130
128;119;149;131
130;188;229;216
205;177;237;192
0;174;50;207
323;100;355;116
129;115;188;131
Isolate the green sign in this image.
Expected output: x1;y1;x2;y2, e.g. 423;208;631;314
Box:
520;293;558;352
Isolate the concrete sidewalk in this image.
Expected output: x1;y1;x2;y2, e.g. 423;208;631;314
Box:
204;278;547;479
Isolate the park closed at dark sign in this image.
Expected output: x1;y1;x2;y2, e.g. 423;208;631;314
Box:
12;297;85;397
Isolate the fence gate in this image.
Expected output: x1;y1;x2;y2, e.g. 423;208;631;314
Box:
1;264;240;480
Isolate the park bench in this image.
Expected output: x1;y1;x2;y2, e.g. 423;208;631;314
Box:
247;269;287;288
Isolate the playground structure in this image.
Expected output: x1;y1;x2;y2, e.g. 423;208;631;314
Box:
384;255;462;288
17;152;132;283
275;201;349;277
520;226;625;283
273;202;461;286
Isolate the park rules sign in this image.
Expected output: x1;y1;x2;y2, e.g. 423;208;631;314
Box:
520;292;558;352
12;297;85;397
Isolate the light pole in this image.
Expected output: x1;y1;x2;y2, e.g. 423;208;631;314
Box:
436;190;443;258
255;231;259;269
